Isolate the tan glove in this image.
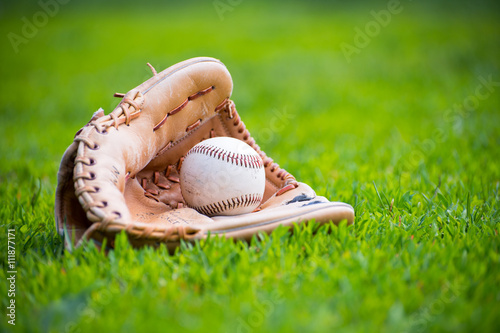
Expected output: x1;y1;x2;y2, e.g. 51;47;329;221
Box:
54;57;354;251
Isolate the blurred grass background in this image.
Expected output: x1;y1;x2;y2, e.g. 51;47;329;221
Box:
0;0;499;332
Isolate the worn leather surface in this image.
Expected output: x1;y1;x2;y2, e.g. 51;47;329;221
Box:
54;57;355;250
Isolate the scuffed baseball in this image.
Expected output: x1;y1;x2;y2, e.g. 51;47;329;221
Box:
180;137;265;216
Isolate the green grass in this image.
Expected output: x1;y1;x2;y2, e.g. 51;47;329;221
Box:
1;0;499;332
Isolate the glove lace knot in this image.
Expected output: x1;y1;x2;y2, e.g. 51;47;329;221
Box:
90;90;144;133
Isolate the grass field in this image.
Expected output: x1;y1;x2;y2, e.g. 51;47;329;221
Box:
0;0;499;332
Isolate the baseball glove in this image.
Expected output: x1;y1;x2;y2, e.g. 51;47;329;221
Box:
55;57;354;251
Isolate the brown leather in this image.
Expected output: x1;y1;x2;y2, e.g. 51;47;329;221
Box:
54;57;354;250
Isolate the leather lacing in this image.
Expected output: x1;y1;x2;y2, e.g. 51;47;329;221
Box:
153;86;215;131
73;80;298;241
73;89;145;229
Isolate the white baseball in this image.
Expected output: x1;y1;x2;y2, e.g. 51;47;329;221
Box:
180;137;266;216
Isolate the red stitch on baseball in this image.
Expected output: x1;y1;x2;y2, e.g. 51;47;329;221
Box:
191;193;263;216
186;143;263;169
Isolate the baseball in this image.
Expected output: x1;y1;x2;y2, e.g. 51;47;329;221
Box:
180;137;266;216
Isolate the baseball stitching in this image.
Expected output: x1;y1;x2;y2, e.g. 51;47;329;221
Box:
192;193;263;216
186;143;264;169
